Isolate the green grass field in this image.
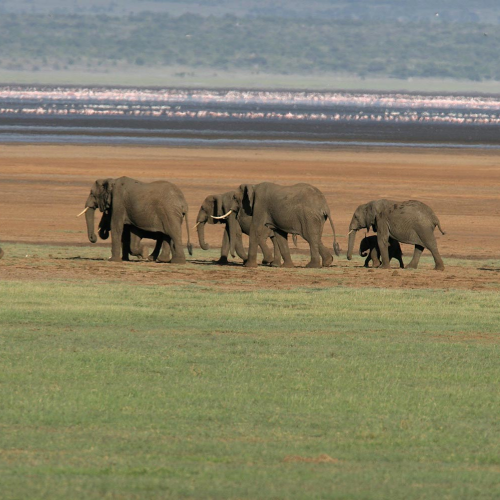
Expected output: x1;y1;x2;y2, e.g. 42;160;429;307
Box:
1;244;500;498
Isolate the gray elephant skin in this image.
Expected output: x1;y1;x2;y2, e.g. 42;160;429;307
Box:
359;235;404;268
97;209;168;262
228;182;340;268
0;246;3;260
347;199;445;271
195;190;283;265
82;177;192;263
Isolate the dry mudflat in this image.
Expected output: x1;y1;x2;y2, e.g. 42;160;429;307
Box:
0;144;499;291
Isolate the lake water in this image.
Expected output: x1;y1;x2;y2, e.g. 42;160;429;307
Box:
1;86;499;148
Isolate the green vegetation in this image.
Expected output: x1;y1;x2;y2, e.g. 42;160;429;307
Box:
1;244;500;498
1;10;500;82
2;0;500;24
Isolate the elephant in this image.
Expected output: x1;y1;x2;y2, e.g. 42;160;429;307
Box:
195;191;285;266
359;235;404;268
347;199;445;271
97;209;168;262
224;182;341;268
79;177;192;263
0;246;3;259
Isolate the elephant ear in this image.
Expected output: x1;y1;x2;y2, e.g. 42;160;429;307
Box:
365;202;378;232
97;178;115;213
214;194;224;218
204;195;217;225
241;184;255;215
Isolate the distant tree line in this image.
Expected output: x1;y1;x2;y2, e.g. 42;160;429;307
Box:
1;12;499;81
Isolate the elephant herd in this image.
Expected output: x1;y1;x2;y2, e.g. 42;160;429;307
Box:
77;176;446;271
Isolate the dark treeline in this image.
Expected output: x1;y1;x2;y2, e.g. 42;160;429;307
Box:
3;0;500;24
1;11;498;81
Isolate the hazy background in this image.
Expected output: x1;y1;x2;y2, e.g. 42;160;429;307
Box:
1;0;499;91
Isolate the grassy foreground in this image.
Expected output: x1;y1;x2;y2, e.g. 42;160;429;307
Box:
1;278;500;499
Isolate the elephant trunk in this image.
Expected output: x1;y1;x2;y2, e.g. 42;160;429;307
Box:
227;213;238;258
197;221;210;250
347;228;357;260
85;207;98;244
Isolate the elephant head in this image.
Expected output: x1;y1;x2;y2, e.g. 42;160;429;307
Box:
347;200;392;260
359;236;373;257
79;178;115;244
195;194;225;250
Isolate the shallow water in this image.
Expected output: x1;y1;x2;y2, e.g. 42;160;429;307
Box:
1;86;499;147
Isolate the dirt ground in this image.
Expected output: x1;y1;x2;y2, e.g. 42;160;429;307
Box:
0;144;499;291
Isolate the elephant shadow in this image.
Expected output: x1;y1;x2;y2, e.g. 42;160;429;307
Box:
60;256;150;263
189;258;242;267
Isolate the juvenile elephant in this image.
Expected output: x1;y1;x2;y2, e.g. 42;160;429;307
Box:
79;177;192;263
195;191;283;265
347;199;445;271
98;209;167;262
359;235;404;268
225;182;340;268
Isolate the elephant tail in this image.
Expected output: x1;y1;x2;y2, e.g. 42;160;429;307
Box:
434;216;446;235
326;211;341;256
184;212;193;256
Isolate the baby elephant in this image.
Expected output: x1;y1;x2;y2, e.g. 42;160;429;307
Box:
359;236;404;268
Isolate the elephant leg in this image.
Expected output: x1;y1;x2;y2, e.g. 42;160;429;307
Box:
274;230;294;268
217;228;230;265
406;245;424;269
270;235;282;267
169;229;186;264
129;233;147;260
259;237;274;265
156;239;172;263
397;254;405;269
120;226;131;261
148;238;163;261
371;248;381;268
319;242;333;267
0;247;4;259
245;224;262;267
364;255;370;267
376;233;391;269
231;223;247;262
301;225;321;268
110;217;124;262
420;233;445;271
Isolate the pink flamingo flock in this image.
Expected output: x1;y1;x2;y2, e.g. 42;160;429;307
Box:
0;87;499;125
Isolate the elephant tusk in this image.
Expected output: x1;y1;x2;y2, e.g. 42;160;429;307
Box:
211;210;233;220
193;221;201;229
348;229;355;235
77;207;89;217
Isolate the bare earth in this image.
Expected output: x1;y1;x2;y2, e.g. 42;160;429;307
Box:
0;144;499;291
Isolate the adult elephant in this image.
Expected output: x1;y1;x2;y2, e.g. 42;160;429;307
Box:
195;191;282;265
223;182;340;268
79;177;192;263
347;199;445;271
